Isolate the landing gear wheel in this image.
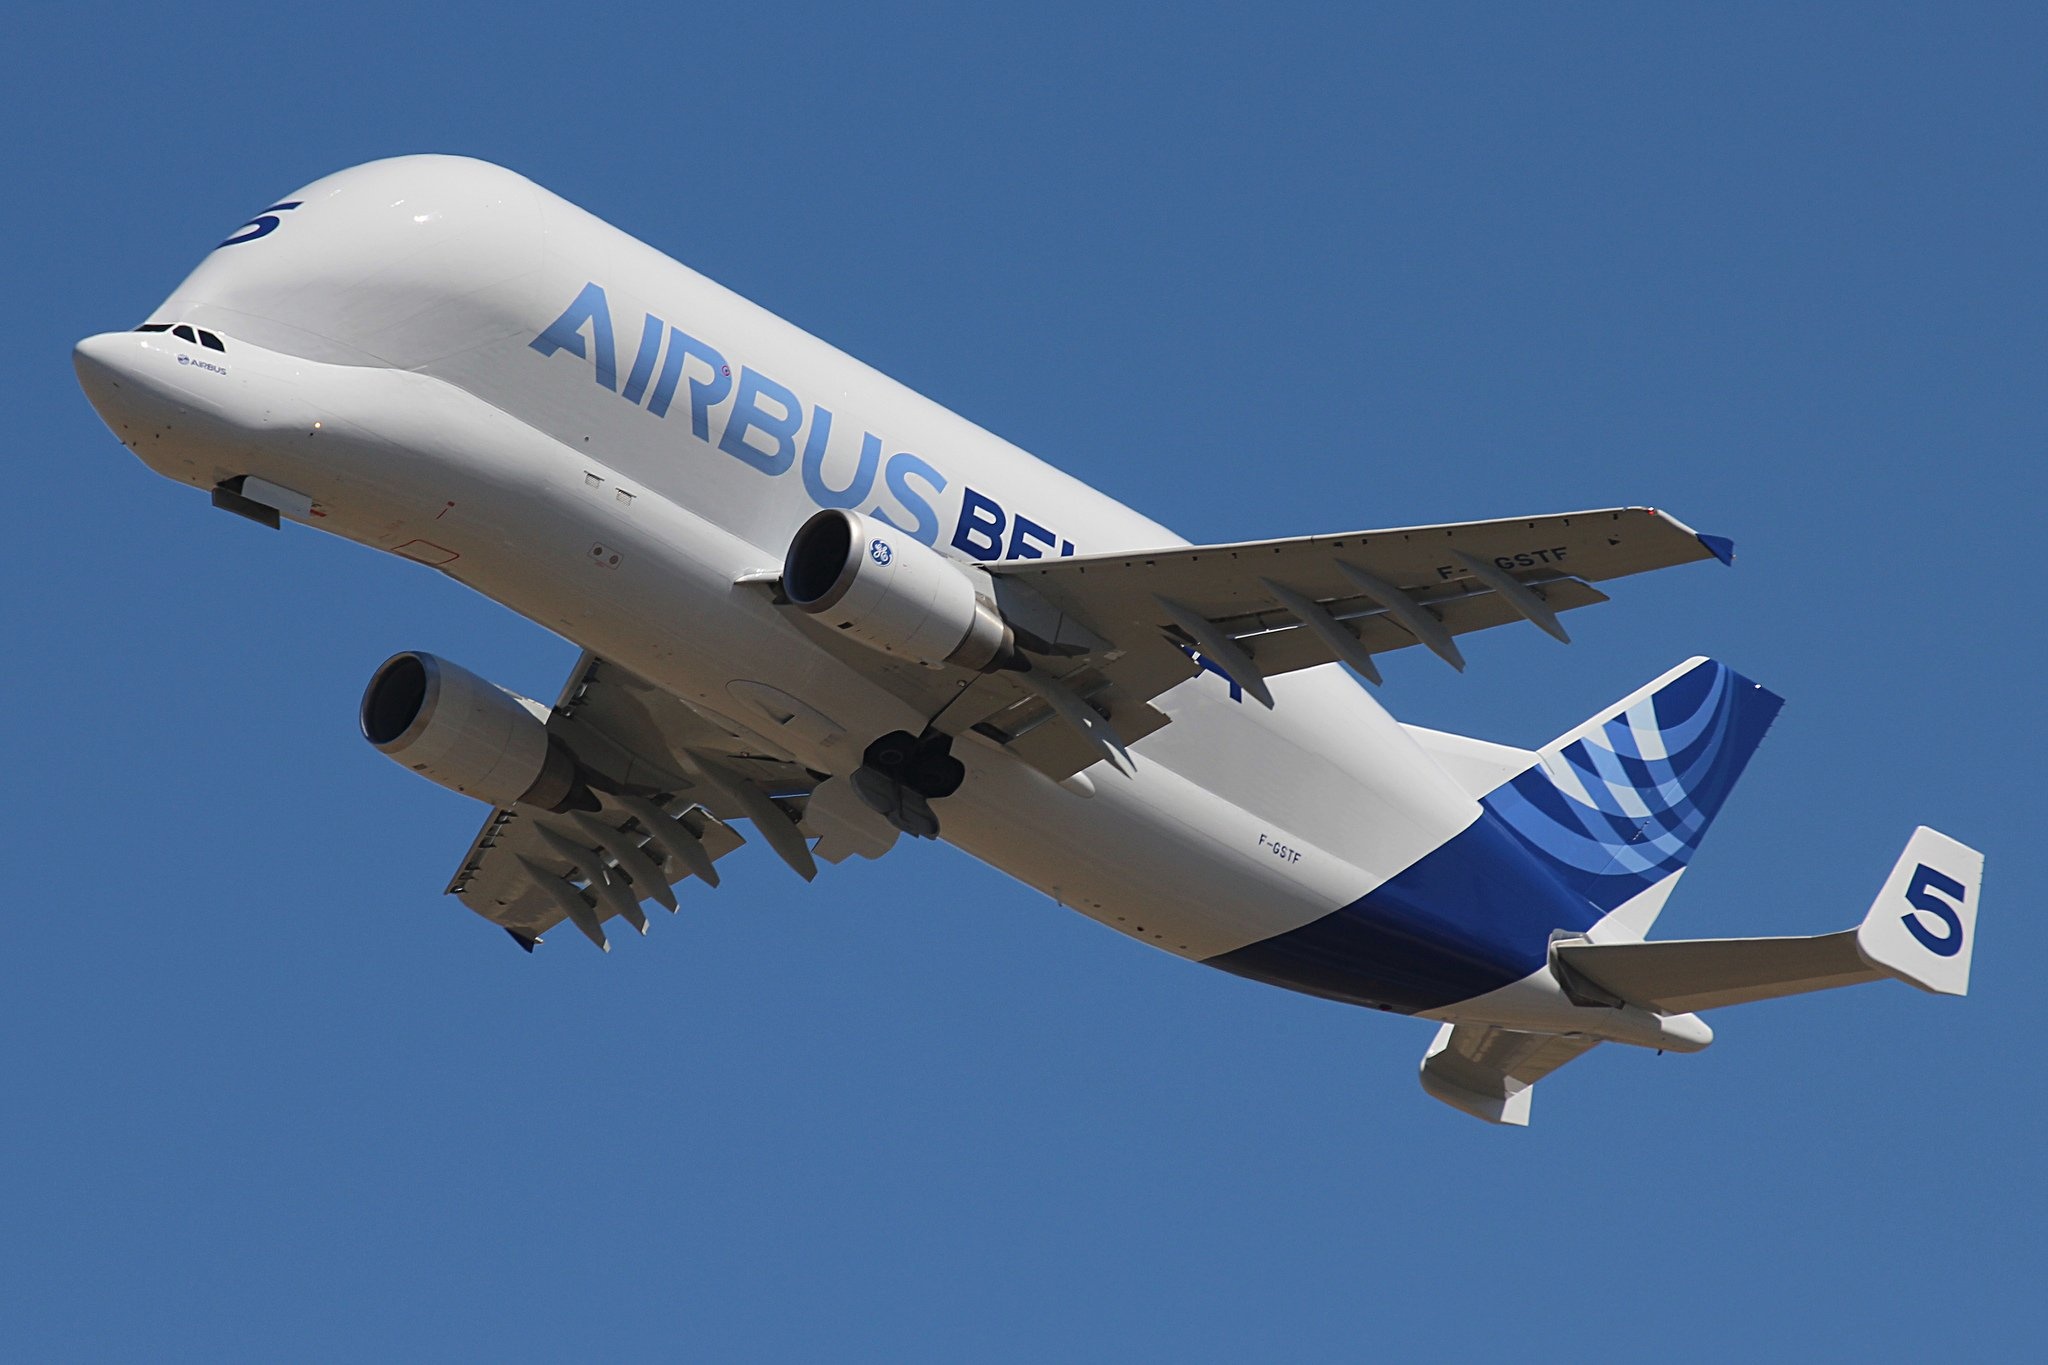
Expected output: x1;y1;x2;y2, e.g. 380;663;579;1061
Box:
850;765;940;839
853;729;966;836
910;750;966;799
863;730;920;772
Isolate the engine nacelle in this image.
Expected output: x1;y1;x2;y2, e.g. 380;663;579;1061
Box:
782;509;1014;671
359;652;581;809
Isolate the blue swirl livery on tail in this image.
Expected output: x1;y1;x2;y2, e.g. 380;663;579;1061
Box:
1483;657;1783;916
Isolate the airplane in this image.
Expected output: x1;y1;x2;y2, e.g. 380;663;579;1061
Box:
72;155;1982;1125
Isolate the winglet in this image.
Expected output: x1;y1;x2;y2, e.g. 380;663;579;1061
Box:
1696;533;1736;566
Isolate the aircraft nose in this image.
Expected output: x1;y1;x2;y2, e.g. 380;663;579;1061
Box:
74;329;199;455
73;331;147;412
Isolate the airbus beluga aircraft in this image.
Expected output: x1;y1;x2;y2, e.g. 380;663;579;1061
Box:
74;155;1982;1124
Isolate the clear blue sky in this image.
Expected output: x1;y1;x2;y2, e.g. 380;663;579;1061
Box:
5;3;2042;1359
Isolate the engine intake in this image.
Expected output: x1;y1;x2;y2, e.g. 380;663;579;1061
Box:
360;652;582;809
783;509;1014;671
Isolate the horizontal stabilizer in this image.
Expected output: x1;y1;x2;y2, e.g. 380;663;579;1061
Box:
1554;931;1878;1013
1419;1022;1601;1126
1552;826;1983;1012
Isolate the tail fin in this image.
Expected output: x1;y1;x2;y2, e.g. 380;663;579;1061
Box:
1483;657;1784;922
1854;826;1982;996
1428;827;1982;1124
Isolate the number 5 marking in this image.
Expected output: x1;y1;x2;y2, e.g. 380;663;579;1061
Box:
219;201;302;248
1902;863;1966;957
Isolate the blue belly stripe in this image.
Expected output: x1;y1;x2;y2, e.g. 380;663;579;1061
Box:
1204;813;1599;1014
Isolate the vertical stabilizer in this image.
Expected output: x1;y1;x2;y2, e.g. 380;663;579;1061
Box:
1483;657;1783;921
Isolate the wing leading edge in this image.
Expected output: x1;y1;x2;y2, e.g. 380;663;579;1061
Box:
931;507;1729;783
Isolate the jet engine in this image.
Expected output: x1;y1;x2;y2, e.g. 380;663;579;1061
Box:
782;508;1015;671
359;652;584;809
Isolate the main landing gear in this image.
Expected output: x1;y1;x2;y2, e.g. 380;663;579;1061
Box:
851;729;965;840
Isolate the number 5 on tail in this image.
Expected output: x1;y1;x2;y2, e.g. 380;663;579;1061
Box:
1857;828;1984;996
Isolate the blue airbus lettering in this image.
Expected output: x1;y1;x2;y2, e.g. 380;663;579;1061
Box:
530;282;1075;557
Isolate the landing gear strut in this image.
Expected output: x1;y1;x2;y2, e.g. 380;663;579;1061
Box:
852;729;965;839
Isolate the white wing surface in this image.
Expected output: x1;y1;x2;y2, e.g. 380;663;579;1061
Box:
932;507;1729;782
444;653;833;951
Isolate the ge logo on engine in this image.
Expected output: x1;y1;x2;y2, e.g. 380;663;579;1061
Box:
869;538;893;566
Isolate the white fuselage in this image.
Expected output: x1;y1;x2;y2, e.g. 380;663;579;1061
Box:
77;156;1497;990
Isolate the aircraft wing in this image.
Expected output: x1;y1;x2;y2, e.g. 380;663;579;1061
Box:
442;652;864;951
934;507;1730;781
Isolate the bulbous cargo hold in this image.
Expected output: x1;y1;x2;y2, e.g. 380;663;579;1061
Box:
359;652;586;811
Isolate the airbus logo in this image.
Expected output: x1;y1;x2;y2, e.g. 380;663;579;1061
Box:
528;281;1080;564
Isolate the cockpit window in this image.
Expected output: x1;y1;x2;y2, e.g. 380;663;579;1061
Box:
134;322;227;350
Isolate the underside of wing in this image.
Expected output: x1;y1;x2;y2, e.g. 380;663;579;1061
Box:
442;654;851;951
932;507;1728;782
447;798;746;947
